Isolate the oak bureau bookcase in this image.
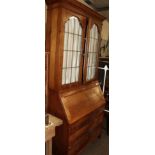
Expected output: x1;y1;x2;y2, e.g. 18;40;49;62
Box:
45;0;106;154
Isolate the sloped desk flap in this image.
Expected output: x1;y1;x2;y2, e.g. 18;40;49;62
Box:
59;82;105;124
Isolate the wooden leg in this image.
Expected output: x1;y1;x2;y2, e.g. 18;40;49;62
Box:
46;140;52;155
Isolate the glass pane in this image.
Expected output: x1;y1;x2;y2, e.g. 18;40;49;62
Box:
74;18;79;35
64;32;69;50
95;26;98;39
88;38;93;52
93;39;97;52
91;67;95;79
79;26;82;35
68;17;75;33
65;68;71;84
94;26;96;38
71;68;76;83
87;67;90;80
78;36;82;52
76;52;81;66
62;69;66;85
63;51;67;68
86;67;89;80
92;27;95;38
67;52;72;68
72;52;77;67
68;34;74;50
86;24;99;81
73;35;78;51
87;54;90;66
90;67;92;79
89;53;93;66
75;67;79;82
62;16;82;85
92;53;97;66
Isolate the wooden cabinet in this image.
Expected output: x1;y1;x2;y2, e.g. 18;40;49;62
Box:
45;0;106;154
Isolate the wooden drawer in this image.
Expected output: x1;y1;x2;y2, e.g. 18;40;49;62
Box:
69;123;90;144
69;107;104;135
69;116;90;135
68;133;89;155
89;107;104;121
89;126;102;142
90;113;104;131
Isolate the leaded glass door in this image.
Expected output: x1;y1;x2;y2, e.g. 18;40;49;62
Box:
84;20;100;82
61;13;86;87
86;24;99;81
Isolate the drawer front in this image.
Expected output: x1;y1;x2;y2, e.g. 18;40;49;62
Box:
69;116;90;135
69;123;90;144
90;113;104;131
91;106;104;117
69;107;104;135
68;133;89;155
89;126;102;142
68;108;104;154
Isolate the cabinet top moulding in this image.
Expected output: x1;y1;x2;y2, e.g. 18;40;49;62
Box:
45;0;106;21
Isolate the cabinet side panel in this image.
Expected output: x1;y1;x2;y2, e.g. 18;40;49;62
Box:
49;8;59;89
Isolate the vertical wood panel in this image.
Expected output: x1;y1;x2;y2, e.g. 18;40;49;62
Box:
48;8;59;89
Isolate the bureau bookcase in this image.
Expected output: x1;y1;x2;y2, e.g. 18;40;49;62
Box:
45;0;106;154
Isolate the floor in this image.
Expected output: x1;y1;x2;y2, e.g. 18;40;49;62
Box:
79;129;109;155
